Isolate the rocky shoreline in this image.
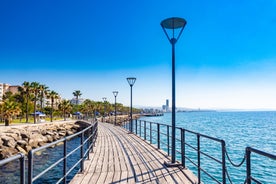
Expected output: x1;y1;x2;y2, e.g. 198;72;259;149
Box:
0;121;91;160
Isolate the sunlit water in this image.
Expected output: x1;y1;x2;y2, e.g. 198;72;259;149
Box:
139;111;276;183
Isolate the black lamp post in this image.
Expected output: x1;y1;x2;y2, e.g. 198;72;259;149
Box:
112;91;118;126
102;97;107;122
127;77;136;133
161;17;187;165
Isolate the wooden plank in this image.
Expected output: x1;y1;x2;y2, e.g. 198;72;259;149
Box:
70;122;198;184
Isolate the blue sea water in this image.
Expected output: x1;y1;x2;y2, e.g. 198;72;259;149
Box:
139;111;276;184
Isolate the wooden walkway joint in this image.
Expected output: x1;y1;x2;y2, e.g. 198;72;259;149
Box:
70;123;198;184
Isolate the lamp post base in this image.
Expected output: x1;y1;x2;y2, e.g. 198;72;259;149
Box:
164;161;182;167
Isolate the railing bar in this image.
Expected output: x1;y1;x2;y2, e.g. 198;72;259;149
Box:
66;158;83;176
33;156;65;182
249;147;276;160
200;167;221;184
185;156;198;167
250;177;262;184
200;151;222;164
185;143;197;151
67;145;82;158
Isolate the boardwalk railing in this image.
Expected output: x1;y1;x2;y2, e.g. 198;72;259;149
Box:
246;147;276;184
0;121;98;184
0;153;25;184
122;119;276;184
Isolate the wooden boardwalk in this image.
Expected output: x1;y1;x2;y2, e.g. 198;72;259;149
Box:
70;123;198;184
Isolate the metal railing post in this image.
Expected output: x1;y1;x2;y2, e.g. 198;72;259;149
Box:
28;151;33;184
20;153;25;184
150;122;152;144
135;119;138;134
221;140;226;184
167;126;170;155
157;124;160;149
144;121;146;140
181;128;185;167
81;132;84;173
197;134;201;184
246;147;251;184
139;120;142;137
63;139;67;184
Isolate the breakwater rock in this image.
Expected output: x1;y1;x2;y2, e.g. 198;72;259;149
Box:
0;121;91;160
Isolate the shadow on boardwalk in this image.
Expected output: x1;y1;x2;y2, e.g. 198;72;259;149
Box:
70;122;198;184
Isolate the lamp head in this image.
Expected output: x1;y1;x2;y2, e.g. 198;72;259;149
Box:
127;77;136;86
161;17;187;43
113;91;118;97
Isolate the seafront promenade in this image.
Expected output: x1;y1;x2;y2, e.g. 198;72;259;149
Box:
70;122;198;183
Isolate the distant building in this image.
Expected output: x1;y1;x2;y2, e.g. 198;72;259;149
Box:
162;99;170;112
0;83;17;101
70;98;84;105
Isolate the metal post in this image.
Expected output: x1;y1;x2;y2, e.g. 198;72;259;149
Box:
221;140;226;184
157;124;160;149
246;147;252;184
197;134;201;184
28;151;33;184
80;132;84;173
114;95;117;126
63;139;67;184
20;153;25;184
135;119;138;134
130;85;133;132
171;39;176;163
139;120;142;137
161;17;186;166
167;126;170;156
150;122;152;144
144;121;146;140
181;128;185;167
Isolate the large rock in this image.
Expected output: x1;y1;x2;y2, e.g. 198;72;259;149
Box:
0;121;91;159
16;145;27;155
0;147;18;160
1;136;17;148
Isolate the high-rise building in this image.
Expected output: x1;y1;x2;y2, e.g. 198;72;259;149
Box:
162;99;170;112
166;99;169;111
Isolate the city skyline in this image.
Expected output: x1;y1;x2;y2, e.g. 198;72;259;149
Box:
1;1;276;110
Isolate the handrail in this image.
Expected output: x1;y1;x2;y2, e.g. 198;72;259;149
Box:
0;153;25;184
0;120;98;184
28;121;98;184
122;119;275;184
246;147;276;184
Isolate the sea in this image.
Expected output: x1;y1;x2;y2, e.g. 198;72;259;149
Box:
139;111;276;183
0;111;275;183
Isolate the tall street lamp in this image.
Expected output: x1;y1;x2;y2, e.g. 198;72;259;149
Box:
102;97;107;122
127;77;136;133
112;91;118;126
161;17;187;165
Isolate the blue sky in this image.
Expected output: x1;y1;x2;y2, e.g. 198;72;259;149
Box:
1;0;276;110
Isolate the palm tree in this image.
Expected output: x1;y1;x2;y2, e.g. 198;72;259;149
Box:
22;81;31;123
2;99;21;126
72;90;82;105
38;84;48;112
48;90;59;122
30;82;40;123
58;99;72;121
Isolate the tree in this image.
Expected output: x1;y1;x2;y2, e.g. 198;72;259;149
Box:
58;99;72;121
21;81;31;123
72;90;82;105
80;99;96;119
1;99;21;126
30;82;40;124
47;90;59;122
38;84;48;112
